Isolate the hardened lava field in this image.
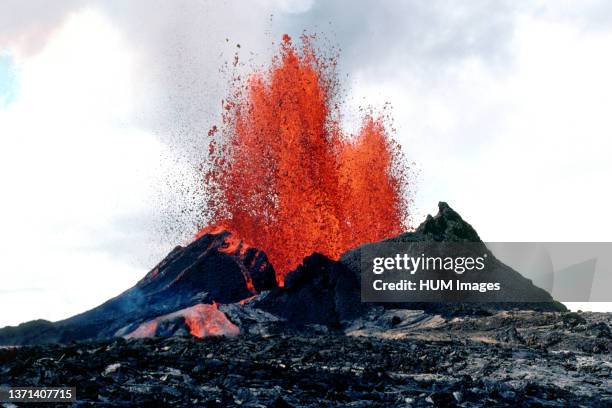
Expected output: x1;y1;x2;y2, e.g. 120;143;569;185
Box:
1;311;610;407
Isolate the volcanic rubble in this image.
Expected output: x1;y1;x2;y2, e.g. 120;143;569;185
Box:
1;202;610;407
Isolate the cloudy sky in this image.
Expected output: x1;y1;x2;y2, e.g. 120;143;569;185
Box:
1;0;611;326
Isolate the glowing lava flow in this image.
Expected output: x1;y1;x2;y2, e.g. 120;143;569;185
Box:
126;304;240;339
203;34;411;284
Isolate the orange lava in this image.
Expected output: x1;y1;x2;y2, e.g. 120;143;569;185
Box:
125;304;240;339
183;303;240;338
203;34;411;284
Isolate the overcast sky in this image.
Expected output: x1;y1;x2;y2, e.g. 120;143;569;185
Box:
1;1;611;326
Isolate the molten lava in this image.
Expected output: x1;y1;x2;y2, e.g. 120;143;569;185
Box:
203;34;411;284
183;303;240;338
126;304;240;339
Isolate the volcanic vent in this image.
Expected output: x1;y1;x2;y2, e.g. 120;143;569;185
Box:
202;34;412;284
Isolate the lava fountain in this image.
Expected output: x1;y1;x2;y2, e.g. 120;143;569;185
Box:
201;34;412;284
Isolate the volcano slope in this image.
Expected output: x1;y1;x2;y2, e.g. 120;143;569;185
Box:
0;231;277;345
0;203;610;407
0;202;564;345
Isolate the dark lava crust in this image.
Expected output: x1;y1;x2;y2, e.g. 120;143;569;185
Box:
1;311;610;407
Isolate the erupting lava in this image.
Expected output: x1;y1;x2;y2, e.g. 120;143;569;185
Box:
201;34;411;284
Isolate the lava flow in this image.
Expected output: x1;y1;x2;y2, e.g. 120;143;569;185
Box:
201;34;411;284
126;304;240;339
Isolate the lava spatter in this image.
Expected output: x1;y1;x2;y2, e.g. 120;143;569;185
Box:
203;34;412;284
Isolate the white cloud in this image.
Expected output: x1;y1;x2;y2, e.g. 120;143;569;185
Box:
346;10;612;243
0;9;184;326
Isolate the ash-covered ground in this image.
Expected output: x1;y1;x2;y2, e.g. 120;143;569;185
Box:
1;310;610;407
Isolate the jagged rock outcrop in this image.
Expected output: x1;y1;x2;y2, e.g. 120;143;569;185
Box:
254;253;366;327
339;202;566;313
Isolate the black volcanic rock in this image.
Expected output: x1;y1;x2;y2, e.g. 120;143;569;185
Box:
339;202;481;281
0;231;276;345
339;202;481;277
254;253;366;327
413;201;482;242
339;202;566;313
2;311;610;407
135;230;276;304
